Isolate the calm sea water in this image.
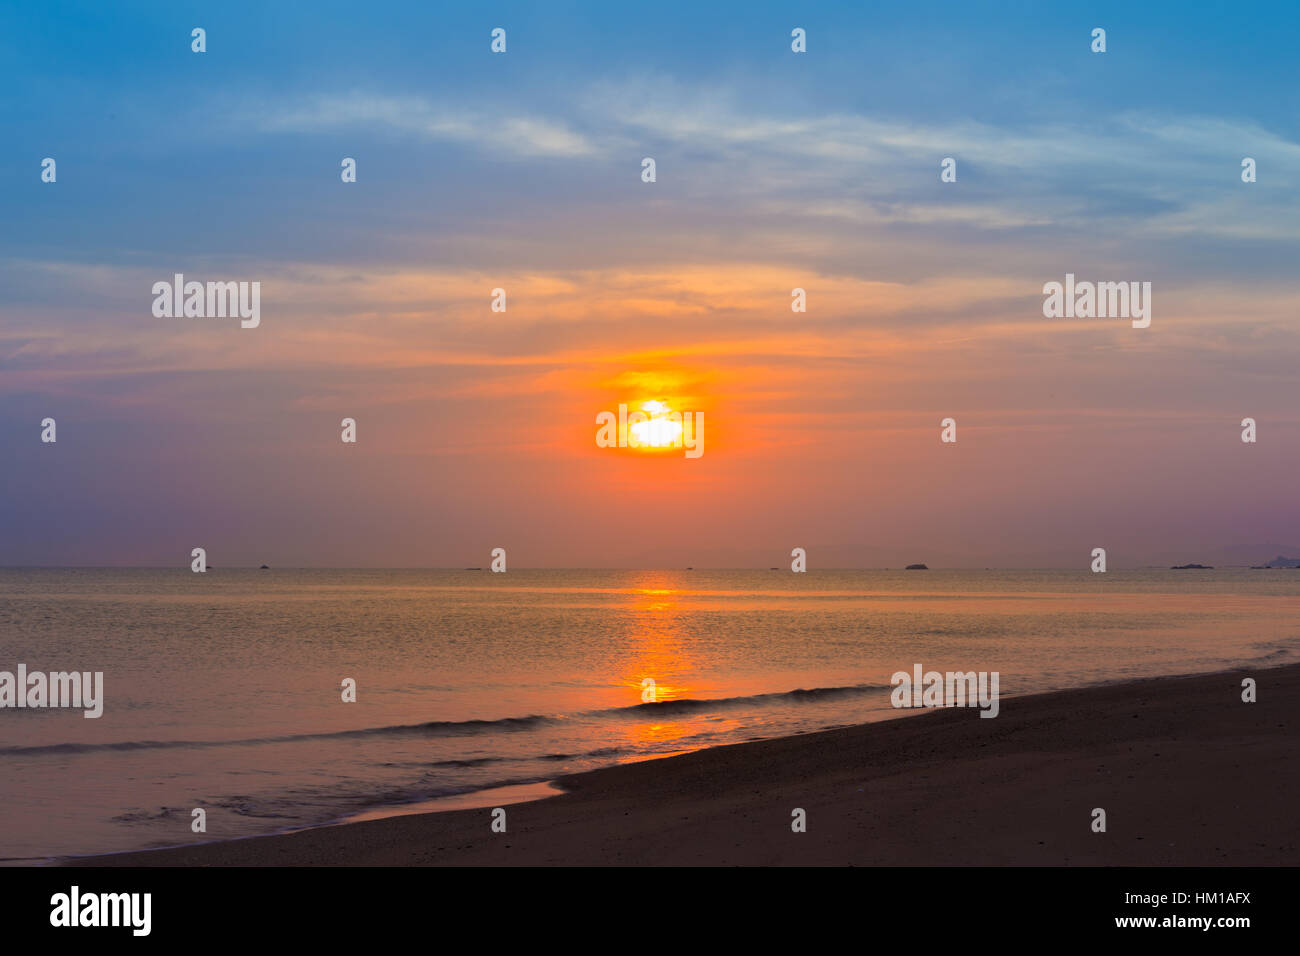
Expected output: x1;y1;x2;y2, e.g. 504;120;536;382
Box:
1;568;1296;861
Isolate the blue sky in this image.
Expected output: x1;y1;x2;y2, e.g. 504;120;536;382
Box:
4;0;1297;271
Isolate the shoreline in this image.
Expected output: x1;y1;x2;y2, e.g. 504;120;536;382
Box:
66;662;1299;866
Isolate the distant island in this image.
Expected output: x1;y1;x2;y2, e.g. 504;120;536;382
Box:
905;563;929;570
1171;564;1213;570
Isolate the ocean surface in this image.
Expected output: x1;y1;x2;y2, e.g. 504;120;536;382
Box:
1;568;1296;861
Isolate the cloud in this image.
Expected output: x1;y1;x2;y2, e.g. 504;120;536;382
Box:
247;91;600;158
234;79;1300;245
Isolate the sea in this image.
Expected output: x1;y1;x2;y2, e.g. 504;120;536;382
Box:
1;568;1296;861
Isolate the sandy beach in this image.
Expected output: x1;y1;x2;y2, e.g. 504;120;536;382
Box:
70;663;1298;867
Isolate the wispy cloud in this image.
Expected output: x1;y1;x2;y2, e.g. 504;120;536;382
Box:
233;79;1300;244
246;90;601;158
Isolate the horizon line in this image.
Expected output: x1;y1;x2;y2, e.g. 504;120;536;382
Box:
0;564;1285;572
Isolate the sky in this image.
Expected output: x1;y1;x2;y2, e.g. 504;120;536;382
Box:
2;1;1298;567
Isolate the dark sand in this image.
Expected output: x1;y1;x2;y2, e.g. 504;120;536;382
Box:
72;664;1298;866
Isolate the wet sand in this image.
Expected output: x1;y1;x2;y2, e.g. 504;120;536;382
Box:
70;663;1299;866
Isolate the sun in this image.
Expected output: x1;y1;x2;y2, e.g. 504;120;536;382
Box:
629;401;684;447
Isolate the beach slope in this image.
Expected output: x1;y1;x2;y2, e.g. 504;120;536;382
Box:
71;664;1299;866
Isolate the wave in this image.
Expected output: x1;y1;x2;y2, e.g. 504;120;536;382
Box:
0;714;556;756
610;682;890;716
0;682;891;757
